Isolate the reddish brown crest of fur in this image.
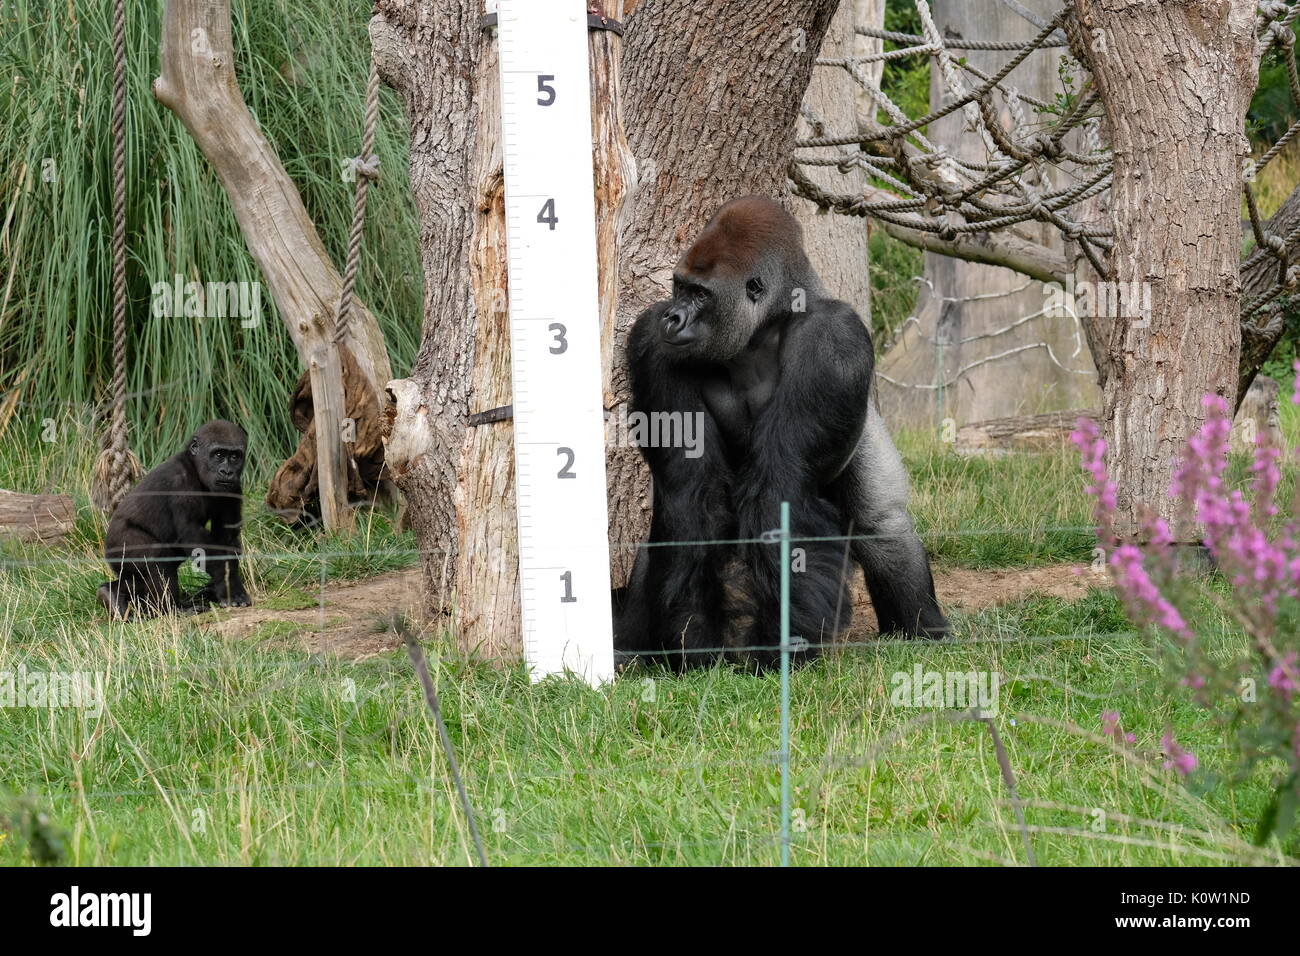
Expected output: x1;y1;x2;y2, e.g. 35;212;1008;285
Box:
678;197;803;280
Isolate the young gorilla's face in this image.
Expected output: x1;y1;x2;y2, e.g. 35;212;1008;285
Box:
189;424;246;492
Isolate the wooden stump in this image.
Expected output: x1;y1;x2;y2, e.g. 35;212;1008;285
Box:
954;409;1099;457
0;490;76;543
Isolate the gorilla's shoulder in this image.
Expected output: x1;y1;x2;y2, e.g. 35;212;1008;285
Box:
803;297;873;342
131;453;191;491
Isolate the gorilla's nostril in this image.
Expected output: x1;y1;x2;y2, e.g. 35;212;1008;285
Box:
661;310;687;339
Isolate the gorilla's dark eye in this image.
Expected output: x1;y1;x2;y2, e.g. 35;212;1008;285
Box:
745;277;765;302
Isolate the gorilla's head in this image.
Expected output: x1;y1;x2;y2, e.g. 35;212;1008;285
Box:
188;420;247;492
658;196;819;362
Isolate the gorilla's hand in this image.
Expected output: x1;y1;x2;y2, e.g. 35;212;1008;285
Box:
221;584;252;608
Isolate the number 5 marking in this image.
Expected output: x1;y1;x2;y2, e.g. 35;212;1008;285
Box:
536;74;556;106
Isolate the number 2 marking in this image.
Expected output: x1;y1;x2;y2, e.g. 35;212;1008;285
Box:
556;447;575;478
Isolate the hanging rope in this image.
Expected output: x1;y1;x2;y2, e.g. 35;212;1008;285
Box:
335;56;381;344
92;0;142;513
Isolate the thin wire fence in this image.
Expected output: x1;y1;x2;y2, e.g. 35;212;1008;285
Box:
4;0;1298;869
1;508;1287;867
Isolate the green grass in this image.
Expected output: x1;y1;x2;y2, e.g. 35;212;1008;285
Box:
868;229;923;346
0;585;1289;866
2;0;1297;864
900;427;1097;567
3;413;1298;865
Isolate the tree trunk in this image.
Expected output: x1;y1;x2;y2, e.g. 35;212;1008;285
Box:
1074;0;1256;540
593;5;638;584
609;0;840;579
369;0;496;634
792;0;874;317
1239;183;1300;405
955;409;1099;456
154;0;392;527
378;0;839;656
877;0;1100;431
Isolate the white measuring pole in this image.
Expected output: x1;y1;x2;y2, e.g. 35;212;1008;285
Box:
496;0;615;685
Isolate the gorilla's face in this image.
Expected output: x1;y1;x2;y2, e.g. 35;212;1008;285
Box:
659;271;768;363
188;424;246;492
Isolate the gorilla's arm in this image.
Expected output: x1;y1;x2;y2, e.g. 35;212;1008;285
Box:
618;304;736;664
195;494;249;607
743;300;873;493
734;300;874;649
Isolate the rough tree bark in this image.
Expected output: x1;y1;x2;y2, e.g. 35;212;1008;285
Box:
878;0;1100;430
791;0;875;317
1073;0;1257;540
369;0;503;641
1239;184;1300;405
375;0;638;652
154;0;393;527
377;0;839;657
610;0;840;579
0;490;75;544
858;159;1300;416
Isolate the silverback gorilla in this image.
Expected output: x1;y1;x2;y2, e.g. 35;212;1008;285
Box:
97;420;250;617
616;197;947;668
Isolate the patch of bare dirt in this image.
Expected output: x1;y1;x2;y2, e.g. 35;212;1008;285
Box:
200;563;1098;658
202;568;424;659
851;562;1095;634
938;563;1095;610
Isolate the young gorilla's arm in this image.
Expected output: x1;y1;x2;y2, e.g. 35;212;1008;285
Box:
734;300;874;651
618;303;735;665
185;495;249;609
204;496;249;605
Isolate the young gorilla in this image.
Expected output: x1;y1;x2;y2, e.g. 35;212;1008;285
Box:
97;420;251;618
617;197;947;669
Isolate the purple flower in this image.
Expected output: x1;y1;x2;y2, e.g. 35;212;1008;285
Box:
1070;418;1117;526
1161;731;1197;776
1268;652;1299;700
1073;390;1299;810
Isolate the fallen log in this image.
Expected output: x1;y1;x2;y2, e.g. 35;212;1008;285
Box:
954;409;1099;457
953;375;1281;457
0;490;76;543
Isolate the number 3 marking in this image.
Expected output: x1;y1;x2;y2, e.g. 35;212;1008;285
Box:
548;323;568;354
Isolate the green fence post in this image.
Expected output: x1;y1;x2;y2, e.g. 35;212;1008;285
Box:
779;500;791;867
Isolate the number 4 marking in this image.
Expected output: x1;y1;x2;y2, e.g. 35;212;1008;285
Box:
537;198;558;230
